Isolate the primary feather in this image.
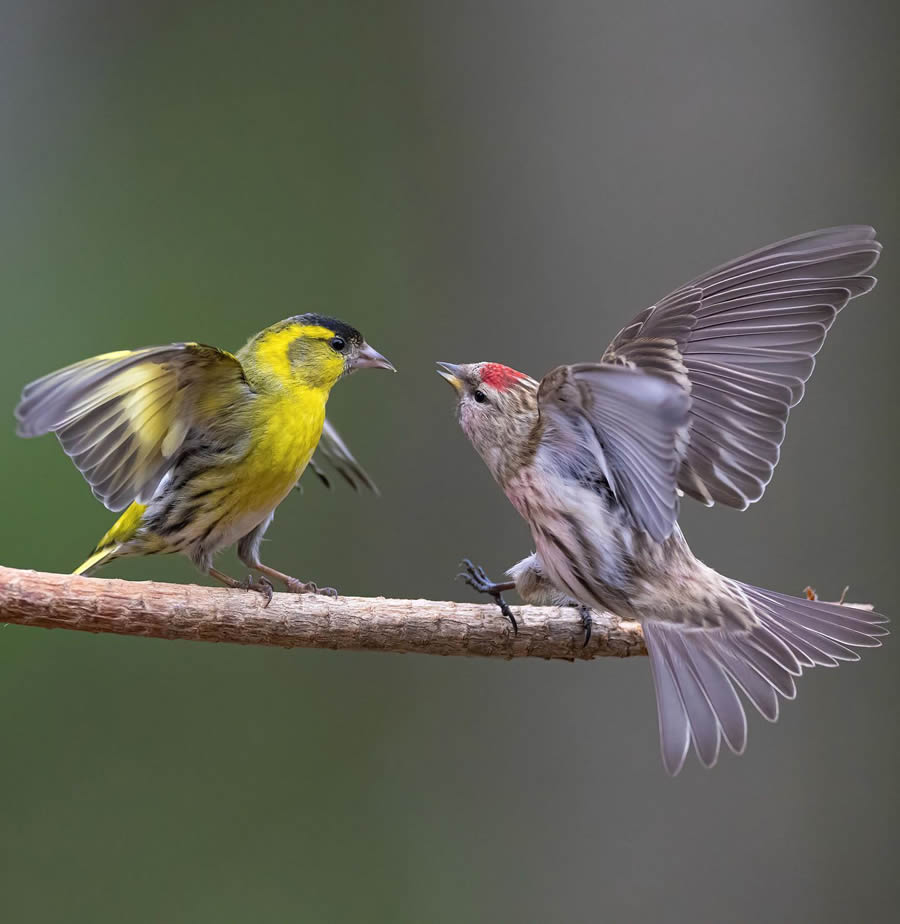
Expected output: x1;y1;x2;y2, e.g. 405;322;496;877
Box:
603;225;881;508
16;344;249;511
311;418;380;494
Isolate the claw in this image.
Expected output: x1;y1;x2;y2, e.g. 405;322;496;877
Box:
457;559;518;635
495;596;518;636
241;574;274;607
578;605;593;648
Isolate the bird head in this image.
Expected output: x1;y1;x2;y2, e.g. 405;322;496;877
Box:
437;361;539;481
241;314;395;392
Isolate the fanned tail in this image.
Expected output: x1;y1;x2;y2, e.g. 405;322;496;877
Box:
644;582;888;774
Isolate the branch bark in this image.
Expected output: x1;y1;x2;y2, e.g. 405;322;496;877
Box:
0;565;646;660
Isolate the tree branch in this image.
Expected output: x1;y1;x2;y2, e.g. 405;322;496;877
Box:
0;565;646;660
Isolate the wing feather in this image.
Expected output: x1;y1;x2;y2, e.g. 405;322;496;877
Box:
537;364;691;542
15;343;250;511
603;226;881;508
308;418;379;494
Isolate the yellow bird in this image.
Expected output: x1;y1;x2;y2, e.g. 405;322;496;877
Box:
15;314;395;600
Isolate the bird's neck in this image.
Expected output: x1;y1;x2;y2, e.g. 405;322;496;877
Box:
488;405;542;488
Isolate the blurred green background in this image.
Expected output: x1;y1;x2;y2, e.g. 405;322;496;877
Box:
1;1;897;921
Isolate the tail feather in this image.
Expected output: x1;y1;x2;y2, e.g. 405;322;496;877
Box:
72;545;117;576
678;632;747;755
750;589;884;669
71;501;146;575
730;634;798;697
645;582;887;774
663;631;722;767
766;616;861;666
739;623;803;677
645;626;692;774
711;638;780;723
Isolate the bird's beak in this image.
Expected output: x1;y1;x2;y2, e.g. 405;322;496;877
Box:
353;342;396;373
436;361;464;393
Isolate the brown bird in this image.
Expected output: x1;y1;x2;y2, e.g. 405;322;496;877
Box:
438;226;888;774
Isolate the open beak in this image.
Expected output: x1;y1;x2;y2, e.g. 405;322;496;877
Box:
436;361;464;393
353;342;396;372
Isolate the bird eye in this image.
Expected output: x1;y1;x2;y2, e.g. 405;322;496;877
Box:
473;389;487;404
330;336;346;352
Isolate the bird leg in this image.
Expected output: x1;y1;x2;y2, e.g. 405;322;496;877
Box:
235;521;338;598
208;566;275;607
457;559;518;635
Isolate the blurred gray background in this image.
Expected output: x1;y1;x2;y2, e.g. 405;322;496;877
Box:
0;1;897;921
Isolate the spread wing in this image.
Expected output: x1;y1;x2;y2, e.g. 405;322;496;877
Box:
603;226;881;509
307;418;379;494
15;343;251;511
537;363;691;542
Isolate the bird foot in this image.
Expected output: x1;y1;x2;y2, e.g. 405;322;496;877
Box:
284;577;338;597
457;559;518;635
577;605;593;648
241;575;274;607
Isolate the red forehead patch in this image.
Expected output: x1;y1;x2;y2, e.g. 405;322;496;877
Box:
480;363;526;390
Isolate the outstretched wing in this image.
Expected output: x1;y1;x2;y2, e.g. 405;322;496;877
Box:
15;343;251;511
537;363;691;542
307;418;379;494
603;226;882;509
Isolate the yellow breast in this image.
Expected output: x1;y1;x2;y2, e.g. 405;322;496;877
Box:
236;389;327;514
